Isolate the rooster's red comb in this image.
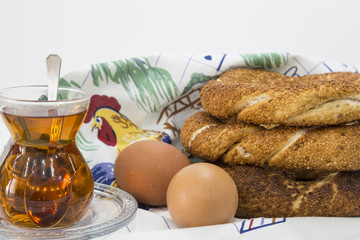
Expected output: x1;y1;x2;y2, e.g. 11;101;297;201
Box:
84;94;121;123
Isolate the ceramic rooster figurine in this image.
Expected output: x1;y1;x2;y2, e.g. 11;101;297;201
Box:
84;95;171;153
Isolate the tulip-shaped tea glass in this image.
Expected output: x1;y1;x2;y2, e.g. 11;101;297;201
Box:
0;86;94;228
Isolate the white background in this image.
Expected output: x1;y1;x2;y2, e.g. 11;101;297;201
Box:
0;1;360;238
0;0;360;88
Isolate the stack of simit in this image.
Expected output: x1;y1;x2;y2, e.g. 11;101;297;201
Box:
180;68;360;218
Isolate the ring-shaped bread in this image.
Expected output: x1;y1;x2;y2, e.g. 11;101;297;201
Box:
223;164;360;218
180;111;360;172
200;68;360;127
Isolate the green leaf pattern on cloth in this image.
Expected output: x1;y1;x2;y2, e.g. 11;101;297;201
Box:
182;72;219;95
91;57;179;113
59;78;81;88
241;52;290;69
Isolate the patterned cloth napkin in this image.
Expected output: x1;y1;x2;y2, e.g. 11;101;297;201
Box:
60;53;359;239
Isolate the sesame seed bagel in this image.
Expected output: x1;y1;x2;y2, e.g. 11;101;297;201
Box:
200;68;360;127
223;164;360;218
180;111;360;172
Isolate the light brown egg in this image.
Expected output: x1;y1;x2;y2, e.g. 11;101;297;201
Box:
114;140;191;206
166;162;238;228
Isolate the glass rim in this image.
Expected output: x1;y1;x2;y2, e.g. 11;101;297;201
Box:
0;85;90;113
0;85;89;101
0;85;90;109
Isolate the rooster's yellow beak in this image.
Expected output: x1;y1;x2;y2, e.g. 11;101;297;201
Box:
91;122;100;132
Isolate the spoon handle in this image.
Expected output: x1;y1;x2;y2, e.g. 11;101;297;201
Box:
46;54;62;101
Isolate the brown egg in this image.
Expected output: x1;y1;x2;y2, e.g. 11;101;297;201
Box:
166;162;238;228
114;140;191;206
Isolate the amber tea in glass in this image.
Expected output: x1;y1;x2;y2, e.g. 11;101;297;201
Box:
0;86;94;228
